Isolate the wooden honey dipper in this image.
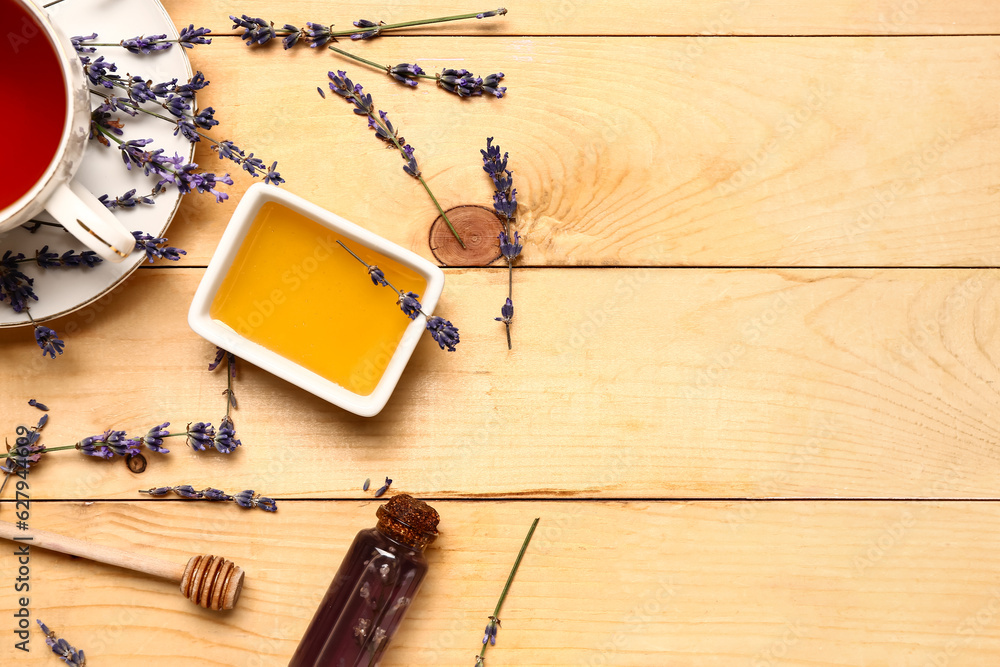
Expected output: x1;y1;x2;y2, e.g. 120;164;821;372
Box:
0;520;244;611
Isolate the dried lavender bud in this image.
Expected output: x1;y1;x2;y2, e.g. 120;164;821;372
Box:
426;316;460;352
201;487;231;501
71;33;97;53
104;430;140;457
37;620;86;666
374;477;393;497
185;422;215;451
495;298;513;325
397;292;422;319
233;489;278;511
351;19;381;40
179;25;212;48
172;484;203;498
142;423;171;453
230;14;276;45
0;251;37;313
132;231;187;263
76;435;112;459
498;231;522;260
368;265;388;286
389;63;424;87
213;416;241;454
482;72;506;98
34;326;64;359
120;34;171;55
99;189;155;209
304;22;333;47
316;86;326;98
482;616;500;645
139;486;173;496
363;478;371;491
281;24;303;49
28;399;48;411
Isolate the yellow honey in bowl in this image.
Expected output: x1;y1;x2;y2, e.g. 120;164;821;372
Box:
210;202;427;396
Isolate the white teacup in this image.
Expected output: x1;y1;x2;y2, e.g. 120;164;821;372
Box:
0;0;135;263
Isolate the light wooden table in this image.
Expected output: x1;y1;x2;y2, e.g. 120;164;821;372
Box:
3;1;1000;664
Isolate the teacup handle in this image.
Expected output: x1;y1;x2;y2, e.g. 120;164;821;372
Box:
44;180;135;263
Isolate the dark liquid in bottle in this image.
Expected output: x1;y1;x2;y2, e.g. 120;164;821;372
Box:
0;0;68;210
289;528;429;667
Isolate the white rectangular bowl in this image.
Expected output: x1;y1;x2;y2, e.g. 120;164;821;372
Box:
188;183;445;417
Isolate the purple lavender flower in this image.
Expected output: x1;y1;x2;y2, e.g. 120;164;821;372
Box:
70;33;97;53
495;298;513;325
37;620;85;667
28;399;48;411
76;435;112;459
499;231;522;260
89;102;124;145
172;484;203;498
140;486;173;496
478;8;508;18
202;487;231;501
230;15;275;45
142;422;171;453
482;72;506;98
104;430;140;457
397;291;422;319
149;78;178;98
213;416;241;453
233;489;278;511
186;422;215;451
304;22;333;47
263;161;285;185
351;19;381;40
132;231;187;263
482;616;500;645
438;68;482;97
390;63;424;87
179;25;212;48
374;477;392;497
34;246;59;269
426;316;460;351
273;23;301;48
34;326;64;359
493;190;517;219
120;34;171;55
175;72;208;99
368;265;388;286
100;189;155;209
0;251;37;313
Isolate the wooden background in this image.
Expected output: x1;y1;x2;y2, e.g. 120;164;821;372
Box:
2;0;1000;664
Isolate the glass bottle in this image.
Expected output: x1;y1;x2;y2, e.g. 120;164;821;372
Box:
289;494;440;667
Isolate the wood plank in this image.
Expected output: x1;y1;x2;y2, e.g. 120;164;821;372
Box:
2;267;999;499
144;36;1000;267
5;500;1000;665
163;0;1000;36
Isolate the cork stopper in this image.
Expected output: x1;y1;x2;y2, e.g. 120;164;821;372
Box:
376;494;440;550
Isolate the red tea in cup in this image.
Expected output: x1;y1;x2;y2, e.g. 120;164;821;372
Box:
0;0;68;210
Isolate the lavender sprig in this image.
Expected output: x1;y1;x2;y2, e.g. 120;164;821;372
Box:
325;70;465;247
474;518;539;666
325;45;505;97
74;26;212;53
89;90;284;186
1;416;48;476
140;485;277;511
233;9;506;45
36;620;86;667
336;240;460;351
482;138;519;349
132;231;186;263
99;188;157;209
208;347;242;453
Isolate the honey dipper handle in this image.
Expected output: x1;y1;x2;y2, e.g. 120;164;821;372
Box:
0;520;185;582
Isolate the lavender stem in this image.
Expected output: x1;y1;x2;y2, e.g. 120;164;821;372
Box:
327;9;507;37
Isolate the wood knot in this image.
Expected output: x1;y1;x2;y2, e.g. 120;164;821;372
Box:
180;554;245;611
429;205;504;266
